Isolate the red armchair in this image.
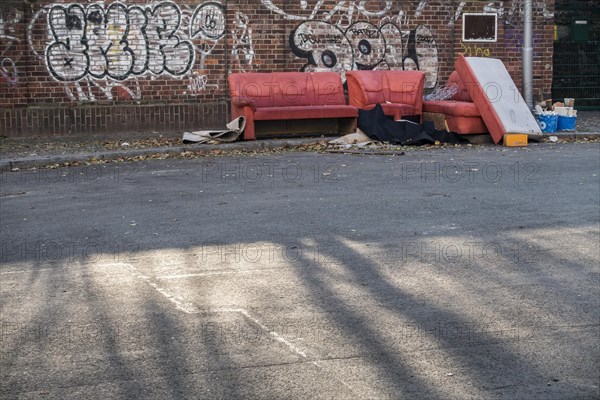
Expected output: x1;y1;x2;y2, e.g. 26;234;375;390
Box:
422;71;488;135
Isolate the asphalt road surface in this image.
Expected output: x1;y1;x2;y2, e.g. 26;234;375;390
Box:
1;142;599;399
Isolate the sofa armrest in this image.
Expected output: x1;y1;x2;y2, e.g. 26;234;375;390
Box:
232;96;257;112
345;71;370;108
384;70;425;112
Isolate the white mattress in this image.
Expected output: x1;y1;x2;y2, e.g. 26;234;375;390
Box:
465;57;542;135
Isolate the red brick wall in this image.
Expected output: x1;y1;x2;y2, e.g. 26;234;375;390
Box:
0;0;555;137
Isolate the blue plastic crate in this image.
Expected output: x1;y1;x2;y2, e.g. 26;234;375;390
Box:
536;113;558;133
557;115;577;131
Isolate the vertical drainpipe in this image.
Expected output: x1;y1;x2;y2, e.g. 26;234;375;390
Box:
451;0;455;78
224;0;229;76
224;0;230;124
523;0;534;109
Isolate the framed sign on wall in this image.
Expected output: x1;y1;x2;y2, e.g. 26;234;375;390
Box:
462;13;498;42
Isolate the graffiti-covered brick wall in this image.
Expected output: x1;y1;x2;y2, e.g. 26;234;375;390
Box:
1;0;554;137
456;0;555;97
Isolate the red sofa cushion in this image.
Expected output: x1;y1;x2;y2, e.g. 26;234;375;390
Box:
386;71;424;107
254;105;357;120
445;116;488;134
423;100;481;118
360;103;420;118
421;69;489;135
345;70;425;114
310;72;348;105
271;72;311;107
229;73;278;108
229;71;348;108
232;96;257;111
347;70;387;106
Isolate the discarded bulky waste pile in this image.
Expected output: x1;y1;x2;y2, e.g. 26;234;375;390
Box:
181;57;575;147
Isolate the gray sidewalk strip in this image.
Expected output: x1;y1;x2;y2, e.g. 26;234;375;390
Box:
0;138;326;170
1;133;598;171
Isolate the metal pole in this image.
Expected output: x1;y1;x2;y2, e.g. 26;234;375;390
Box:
523;0;534;109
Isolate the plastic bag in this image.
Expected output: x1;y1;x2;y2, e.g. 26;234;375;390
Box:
424;83;459;101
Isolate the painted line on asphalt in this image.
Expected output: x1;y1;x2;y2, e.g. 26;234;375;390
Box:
156;267;286;280
122;262;198;314
220;308;310;358
0;268;54;275
217;307;362;397
0;263;135;276
108;264;362;396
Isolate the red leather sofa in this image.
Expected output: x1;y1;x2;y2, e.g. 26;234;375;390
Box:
345;70;426;121
422;71;488;135
228;72;358;140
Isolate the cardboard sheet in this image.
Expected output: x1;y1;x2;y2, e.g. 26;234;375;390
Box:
182;116;246;144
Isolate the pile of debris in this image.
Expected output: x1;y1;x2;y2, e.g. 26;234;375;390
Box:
535;98;578;133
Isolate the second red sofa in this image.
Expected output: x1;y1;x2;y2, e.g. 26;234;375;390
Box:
345;70;426;121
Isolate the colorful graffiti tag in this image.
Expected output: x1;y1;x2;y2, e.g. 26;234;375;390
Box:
460;42;492;58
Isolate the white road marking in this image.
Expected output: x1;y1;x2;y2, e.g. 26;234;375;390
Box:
217;308;361;397
124;265;362;396
122;262;198;314
219;308;310;358
0;263;135;276
0;268;54;275
156;267;285;280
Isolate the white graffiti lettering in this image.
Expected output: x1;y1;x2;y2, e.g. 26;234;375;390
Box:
186;70;218;94
261;0;392;24
484;1;553;26
28;1;225;102
45;2;199;82
230;11;254;73
1;5;23;87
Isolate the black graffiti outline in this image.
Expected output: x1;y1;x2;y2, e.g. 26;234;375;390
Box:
45;1;197;82
288;21;348;69
403;28;419;70
126;5;149;76
289;19;438;86
190;1;225;40
289;20;386;71
321;49;337;68
345;21;386;70
402;25;438;88
85;2;135;81
46;4;89;82
147;1;194;76
377;21;404;68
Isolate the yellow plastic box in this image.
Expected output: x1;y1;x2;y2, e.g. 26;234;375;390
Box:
503;134;528;147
